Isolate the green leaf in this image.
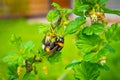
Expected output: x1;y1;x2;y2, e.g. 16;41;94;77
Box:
73;0;83;16
83;42;115;62
102;7;120;16
23;72;37;80
52;2;62;10
100;43;115;54
98;64;110;71
74;0;82;7
7;64;18;75
47;52;62;63
99;0;108;4
38;23;50;34
46;10;59;22
65;61;81;69
73;61;100;80
63;17;85;36
96;43;115;60
73;0;90;16
89;43;115;62
83;52;97;62
20;41;35;58
83;46;114;63
20;41;35;55
73;2;90;16
63;8;72;16
38;47;46;56
10;34;22;47
22;41;34;51
76;33;101;53
82;0;98;4
105;23;120;42
77;5;89;11
7;64;19;80
52;3;72;17
3;52;21;64
82;0;108;4
69;29;78;34
83;23;104;35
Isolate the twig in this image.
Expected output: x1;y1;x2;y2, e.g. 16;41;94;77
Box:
25;55;42;73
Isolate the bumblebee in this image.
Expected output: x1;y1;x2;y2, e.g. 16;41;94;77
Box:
42;36;64;53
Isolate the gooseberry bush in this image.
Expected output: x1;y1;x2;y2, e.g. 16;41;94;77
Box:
3;0;120;80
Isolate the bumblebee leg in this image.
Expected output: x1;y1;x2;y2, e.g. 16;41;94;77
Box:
56;46;63;51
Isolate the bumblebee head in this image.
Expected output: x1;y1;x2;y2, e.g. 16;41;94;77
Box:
57;37;64;43
56;37;64;47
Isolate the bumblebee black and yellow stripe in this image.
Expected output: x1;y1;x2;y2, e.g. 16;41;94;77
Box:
57;42;64;47
45;47;51;53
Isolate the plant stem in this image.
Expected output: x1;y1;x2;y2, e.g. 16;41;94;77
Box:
25;55;42;73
